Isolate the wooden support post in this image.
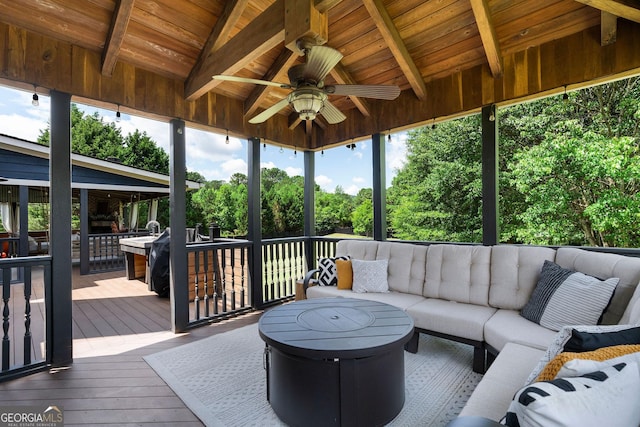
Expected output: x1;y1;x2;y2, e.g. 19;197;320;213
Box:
482;104;499;246
372;133;386;241
247;137;263;309
304;149;315;270
169;119;188;332
49;90;73;366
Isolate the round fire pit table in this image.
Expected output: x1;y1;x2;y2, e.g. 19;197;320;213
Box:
259;297;415;427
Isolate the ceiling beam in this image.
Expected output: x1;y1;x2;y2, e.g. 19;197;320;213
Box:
314;0;343;13
329;63;371;117
244;48;298;118
601;11;618;46
574;0;640;23
185;0;285;101
469;0;503;78
187;0;249;89
101;0;135;76
362;0;426;100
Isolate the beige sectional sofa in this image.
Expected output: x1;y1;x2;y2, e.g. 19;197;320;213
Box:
303;239;640;423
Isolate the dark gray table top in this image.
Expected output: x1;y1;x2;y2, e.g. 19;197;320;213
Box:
259;297;415;359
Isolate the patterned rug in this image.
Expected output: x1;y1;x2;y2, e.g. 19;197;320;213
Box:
144;323;482;427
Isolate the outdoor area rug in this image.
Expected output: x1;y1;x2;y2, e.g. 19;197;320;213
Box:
144;322;482;426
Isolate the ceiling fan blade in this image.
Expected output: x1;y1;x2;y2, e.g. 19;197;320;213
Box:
320;100;346;124
248;98;290;124
212;75;291;89
303;46;343;82
326;84;401;100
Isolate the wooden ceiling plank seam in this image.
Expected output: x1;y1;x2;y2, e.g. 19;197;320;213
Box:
244;48;298;117
184;0;285;101
129;9;205;50
102;0;135;76
361;0;427;100
601;11;618;45
574;0;640;24
329;63;371;117
186;0;250;96
469;0;504;79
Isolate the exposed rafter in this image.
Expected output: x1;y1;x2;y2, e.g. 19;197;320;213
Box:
575;0;640;23
601;11;618;45
185;0;285;101
469;0;503;79
314;0;343;13
330;63;371;117
101;0;135;76
244;49;298;118
362;0;427;101
187;0;249;90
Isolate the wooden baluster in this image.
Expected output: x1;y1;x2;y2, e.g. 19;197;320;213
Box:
230;247;236;311
221;248;227;313
2;267;11;371
23;266;32;365
203;249;209;318
193;250;200;320
240;247;246;308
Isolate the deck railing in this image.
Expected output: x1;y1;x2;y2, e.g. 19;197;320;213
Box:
85;231;149;274
187;239;253;327
261;237;308;305
0;256;52;382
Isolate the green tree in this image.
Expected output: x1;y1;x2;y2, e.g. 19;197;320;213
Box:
388;116;482;242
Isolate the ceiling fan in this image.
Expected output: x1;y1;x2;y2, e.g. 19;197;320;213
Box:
212;42;401;125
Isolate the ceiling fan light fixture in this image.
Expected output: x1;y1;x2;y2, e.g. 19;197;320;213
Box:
289;88;327;121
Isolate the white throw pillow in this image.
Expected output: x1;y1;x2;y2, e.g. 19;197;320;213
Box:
555;351;640;379
351;259;389;293
503;362;640;427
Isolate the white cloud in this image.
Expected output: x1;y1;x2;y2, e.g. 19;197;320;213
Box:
344;184;360;195
315;175;333;191
221;158;248;176
353;151;363;160
352;176;366;184
285;166;302;176
261;161;276;169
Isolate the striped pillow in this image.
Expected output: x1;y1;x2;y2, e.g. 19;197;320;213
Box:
503;362;640;427
520;260;618;331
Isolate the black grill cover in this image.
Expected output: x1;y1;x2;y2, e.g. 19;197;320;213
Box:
149;229;170;297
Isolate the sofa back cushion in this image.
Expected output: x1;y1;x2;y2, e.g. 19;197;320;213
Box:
555;248;640;325
335;240;427;295
490;245;557;310
424;244;491;305
335;240;379;260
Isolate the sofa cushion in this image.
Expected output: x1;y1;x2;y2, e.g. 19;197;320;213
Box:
556;247;640;324
352;259;389;293
406;299;496;342
335;239;380;260
375;241;428;295
484;309;558;353
459;342;544;421
503;363;640;427
520;260;618;331
335;240;428;296
424;244;492;305
489;245;556;310
305;286;425;310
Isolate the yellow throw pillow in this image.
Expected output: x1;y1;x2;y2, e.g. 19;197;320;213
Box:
536;344;640;381
336;259;353;290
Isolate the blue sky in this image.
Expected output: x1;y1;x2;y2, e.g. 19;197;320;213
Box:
0;85;408;195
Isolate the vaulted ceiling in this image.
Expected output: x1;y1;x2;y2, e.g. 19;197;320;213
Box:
1;0;639;150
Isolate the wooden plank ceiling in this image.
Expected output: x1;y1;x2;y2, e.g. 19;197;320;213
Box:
0;0;639;149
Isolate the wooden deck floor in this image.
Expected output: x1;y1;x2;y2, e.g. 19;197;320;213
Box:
0;268;263;426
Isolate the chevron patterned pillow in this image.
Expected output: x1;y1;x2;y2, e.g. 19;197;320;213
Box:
317;256;350;286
